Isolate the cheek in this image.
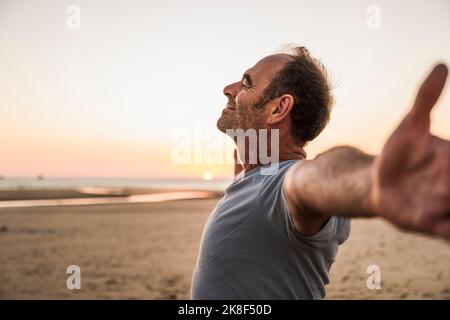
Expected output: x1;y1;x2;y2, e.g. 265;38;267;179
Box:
235;91;254;110
235;92;261;127
235;91;245;107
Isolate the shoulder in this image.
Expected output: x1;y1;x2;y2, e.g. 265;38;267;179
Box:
259;160;299;203
260;160;299;190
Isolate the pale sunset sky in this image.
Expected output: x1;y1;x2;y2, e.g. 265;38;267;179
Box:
0;0;449;179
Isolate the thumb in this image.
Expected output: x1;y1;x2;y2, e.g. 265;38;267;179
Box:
409;64;448;129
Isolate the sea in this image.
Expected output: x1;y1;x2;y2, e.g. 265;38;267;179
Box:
0;177;233;208
0;177;232;191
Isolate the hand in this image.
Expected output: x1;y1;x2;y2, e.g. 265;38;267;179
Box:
233;148;244;177
372;64;450;240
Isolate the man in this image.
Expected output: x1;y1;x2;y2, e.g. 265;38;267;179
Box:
191;47;450;299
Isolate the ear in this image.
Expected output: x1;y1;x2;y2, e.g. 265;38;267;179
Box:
267;94;294;125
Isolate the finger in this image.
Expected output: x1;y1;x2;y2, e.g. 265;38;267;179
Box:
410;64;448;128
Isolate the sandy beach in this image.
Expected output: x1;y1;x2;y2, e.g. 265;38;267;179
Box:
0;191;449;300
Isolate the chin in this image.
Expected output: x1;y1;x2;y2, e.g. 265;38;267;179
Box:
216;116;229;133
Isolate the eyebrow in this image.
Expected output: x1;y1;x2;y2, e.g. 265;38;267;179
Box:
242;73;253;86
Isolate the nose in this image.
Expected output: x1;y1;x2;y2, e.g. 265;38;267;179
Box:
223;81;241;98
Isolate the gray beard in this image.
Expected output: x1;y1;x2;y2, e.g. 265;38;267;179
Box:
217;99;266;133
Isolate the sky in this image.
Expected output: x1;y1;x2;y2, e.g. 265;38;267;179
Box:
0;0;449;179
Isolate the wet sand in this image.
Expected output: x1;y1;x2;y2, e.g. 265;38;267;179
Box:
0;197;449;299
0;188;223;201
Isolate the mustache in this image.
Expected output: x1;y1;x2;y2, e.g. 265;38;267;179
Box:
227;99;237;109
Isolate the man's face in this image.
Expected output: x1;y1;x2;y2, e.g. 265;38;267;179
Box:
217;54;291;133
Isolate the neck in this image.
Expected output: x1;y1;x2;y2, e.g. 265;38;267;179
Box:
238;145;306;173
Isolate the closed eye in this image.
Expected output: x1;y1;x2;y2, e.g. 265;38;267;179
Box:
242;73;253;89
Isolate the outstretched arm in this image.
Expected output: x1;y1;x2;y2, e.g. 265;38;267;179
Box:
283;146;376;235
283;64;450;240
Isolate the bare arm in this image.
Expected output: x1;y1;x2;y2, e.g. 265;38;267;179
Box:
284;64;450;240
283;146;375;235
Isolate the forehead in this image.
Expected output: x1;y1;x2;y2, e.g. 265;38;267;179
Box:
245;54;292;84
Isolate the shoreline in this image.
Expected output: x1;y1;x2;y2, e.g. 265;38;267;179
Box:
0;188;225;209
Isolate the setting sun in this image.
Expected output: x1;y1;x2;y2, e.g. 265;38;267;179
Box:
202;171;213;181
